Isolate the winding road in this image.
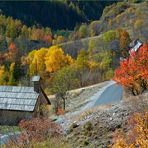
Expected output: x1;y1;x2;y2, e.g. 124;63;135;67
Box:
94;81;123;106
56;80;123;125
80;80;123;112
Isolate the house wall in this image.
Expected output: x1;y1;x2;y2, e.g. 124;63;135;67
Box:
33;93;51;117
0;110;32;125
40;91;49;104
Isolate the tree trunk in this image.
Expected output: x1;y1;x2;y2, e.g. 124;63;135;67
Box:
63;98;65;110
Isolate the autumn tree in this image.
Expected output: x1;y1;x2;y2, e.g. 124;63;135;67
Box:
76;49;89;68
43;34;52;44
78;23;88;38
8;62;16;85
45;46;73;73
5;42;18;62
52;35;65;45
21;25;30;38
117;28;131;56
112;111;148;148
0;65;5;84
89;20;101;36
5;20;17;39
88;39;95;55
114;43;148;95
51;66;79;110
25;48;48;77
102;30;117;42
30;28;44;41
99;50;114;80
76;49;90;86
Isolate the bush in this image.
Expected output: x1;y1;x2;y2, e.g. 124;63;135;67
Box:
102;30;117;42
83;121;93;131
9;118;63;147
112;111;148;147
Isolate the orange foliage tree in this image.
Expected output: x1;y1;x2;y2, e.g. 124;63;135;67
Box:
117;28;131;57
112;111;148;148
114;43;148;95
5;42;18;62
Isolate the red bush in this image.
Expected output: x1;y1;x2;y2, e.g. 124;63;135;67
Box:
9;117;63;147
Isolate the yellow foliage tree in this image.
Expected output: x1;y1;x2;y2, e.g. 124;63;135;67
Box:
45;46;73;73
26;48;48;77
33;48;48;76
76;49;89;68
0;65;5;84
8;62;16;85
112;111;148;148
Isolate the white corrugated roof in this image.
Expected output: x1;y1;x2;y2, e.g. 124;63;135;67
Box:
132;41;142;52
31;76;40;82
0;86;39;112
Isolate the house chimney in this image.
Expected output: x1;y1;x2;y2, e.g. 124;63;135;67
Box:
31;75;41;93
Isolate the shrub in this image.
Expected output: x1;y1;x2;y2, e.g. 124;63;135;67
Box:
9;118;63;147
102;30;117;42
83;121;93;131
111;111;148;147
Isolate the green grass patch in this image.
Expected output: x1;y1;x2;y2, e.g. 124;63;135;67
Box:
0;125;21;134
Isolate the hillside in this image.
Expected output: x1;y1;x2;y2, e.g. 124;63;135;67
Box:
0;1;148;147
58;1;148;62
0;1;117;30
68;1;148;40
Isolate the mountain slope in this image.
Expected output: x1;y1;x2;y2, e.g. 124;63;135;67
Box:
70;1;148;41
60;1;148;58
0;1;117;30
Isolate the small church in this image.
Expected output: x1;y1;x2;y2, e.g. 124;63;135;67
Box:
0;76;51;125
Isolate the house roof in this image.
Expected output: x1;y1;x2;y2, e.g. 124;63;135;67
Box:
31;75;41;82
129;40;143;54
0;86;39;112
131;40;142;52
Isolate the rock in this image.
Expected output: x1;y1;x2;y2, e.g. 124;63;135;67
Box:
71;122;79;128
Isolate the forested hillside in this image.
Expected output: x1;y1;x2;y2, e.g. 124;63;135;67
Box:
60;1;148;61
0;0;117;30
69;1;148;41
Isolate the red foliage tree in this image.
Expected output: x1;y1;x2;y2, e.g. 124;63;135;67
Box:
43;34;52;44
114;43;148;95
5;42;18;62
